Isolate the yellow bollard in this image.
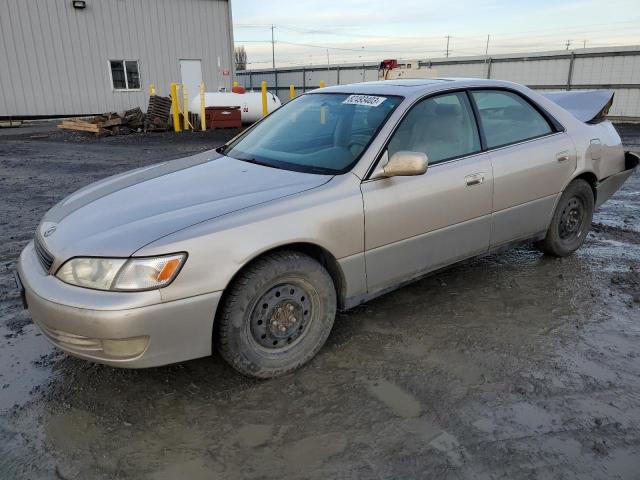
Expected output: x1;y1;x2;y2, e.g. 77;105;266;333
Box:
289;84;295;99
170;82;181;132
149;83;156;96
200;82;206;131
261;80;268;117
319;80;325;88
182;84;190;130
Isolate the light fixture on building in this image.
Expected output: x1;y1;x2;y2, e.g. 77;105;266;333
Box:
72;1;86;9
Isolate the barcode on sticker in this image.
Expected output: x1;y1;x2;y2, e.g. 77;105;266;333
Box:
342;95;386;107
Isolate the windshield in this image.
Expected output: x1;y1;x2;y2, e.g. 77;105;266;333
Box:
223;93;402;174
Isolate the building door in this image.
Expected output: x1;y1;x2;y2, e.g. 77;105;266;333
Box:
180;60;203;103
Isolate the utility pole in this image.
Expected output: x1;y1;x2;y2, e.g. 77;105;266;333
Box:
327;49;330;70
565;39;571;50
271;24;275;69
484;34;490;58
583;39;587;49
445;35;451;58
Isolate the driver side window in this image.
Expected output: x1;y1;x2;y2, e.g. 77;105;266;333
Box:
387;92;481;165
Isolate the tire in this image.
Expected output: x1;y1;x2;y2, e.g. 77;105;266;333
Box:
216;250;337;379
539;179;594;257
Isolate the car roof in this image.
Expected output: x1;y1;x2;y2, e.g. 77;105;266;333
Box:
310;78;523;99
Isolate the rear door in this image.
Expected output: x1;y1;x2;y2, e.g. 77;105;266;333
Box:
469;89;577;247
361;91;493;294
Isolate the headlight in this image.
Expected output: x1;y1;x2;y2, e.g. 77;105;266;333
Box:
56;258;126;290
56;253;186;291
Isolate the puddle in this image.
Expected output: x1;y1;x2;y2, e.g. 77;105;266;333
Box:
0;321;54;412
367;379;422;418
234;423;273;448
429;431;467;466
281;432;348;468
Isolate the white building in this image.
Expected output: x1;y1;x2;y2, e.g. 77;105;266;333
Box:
0;0;235;118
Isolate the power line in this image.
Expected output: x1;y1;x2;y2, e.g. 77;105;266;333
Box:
234;20;640;68
235;19;640;41
274;40;444;54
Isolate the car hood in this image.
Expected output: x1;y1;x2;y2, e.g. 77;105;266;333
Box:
39;151;332;260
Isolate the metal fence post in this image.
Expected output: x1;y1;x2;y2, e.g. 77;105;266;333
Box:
170;82;181;132
566;52;576;91
200;82;206;131
261;80;268;116
182;85;190;130
274;69;279;99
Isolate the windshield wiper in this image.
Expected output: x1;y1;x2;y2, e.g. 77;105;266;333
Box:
304;166;335;175
235;157;281;169
227;153;334;175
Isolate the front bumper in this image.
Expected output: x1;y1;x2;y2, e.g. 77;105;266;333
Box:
18;242;222;368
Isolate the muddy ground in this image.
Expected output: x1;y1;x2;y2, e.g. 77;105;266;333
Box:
0;122;639;479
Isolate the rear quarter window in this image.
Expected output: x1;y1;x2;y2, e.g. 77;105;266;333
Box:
471;90;553;148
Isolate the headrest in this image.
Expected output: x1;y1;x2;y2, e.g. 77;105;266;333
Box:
435;104;461;116
367;104;390;126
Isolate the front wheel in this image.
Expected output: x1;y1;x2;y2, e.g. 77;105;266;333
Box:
216;251;337;378
538;179;594;257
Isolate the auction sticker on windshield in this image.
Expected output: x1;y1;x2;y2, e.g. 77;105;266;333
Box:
342;95;387;107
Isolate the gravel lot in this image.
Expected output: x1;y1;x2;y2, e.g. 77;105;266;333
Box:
0;123;639;479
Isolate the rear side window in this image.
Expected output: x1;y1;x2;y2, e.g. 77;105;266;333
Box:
471;90;553;148
387;92;481;164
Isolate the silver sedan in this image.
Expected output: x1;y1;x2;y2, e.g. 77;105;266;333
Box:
16;79;638;378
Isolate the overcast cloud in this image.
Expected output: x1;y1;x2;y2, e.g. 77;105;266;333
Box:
231;0;640;67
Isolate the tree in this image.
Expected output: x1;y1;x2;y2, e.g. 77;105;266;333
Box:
234;46;247;71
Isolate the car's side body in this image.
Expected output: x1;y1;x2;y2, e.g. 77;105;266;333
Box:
139;79;629;306
17;78;637;369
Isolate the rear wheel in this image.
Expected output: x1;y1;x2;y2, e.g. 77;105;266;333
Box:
216;251;336;378
539;179;594;257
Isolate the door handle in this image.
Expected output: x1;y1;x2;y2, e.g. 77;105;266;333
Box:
465;173;485;187
556;151;570;162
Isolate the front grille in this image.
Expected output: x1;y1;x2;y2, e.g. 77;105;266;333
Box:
34;235;54;273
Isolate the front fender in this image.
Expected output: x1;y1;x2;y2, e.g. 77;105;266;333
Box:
136;174;366;303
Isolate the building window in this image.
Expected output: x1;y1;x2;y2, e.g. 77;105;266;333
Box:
109;60;140;90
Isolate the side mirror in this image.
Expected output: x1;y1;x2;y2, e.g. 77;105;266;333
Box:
372;151;428;179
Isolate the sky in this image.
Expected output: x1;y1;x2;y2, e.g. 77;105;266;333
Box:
231;0;640;69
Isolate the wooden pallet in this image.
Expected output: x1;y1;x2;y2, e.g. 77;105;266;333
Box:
58;113;130;136
145;95;172;131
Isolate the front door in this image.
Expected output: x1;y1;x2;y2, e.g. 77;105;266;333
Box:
361;91;493;294
180;59;203;102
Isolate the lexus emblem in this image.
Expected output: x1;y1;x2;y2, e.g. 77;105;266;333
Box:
43;226;57;237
